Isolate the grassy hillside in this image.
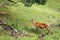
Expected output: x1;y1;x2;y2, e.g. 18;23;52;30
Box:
0;0;60;40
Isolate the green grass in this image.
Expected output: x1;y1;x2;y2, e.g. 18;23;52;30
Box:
0;0;60;40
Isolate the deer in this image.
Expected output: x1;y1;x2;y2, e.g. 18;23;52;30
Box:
30;17;51;34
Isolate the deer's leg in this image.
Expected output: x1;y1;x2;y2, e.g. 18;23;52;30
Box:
45;27;50;35
49;27;53;34
45;27;53;35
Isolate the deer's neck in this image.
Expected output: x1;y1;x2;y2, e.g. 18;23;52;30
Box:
32;21;36;25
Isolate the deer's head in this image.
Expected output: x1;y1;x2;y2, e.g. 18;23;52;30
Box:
30;16;38;24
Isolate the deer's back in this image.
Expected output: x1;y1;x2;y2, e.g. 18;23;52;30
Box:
35;22;48;29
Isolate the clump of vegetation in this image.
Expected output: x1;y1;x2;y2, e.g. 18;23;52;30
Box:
21;0;47;6
6;0;47;7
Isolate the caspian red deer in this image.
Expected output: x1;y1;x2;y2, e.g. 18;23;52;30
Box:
30;17;51;34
